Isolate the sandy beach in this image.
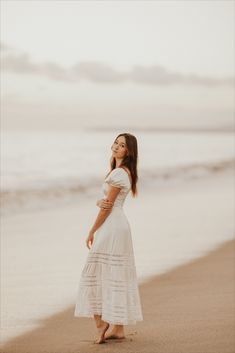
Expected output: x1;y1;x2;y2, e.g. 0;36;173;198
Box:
1;0;234;350
0;165;234;353
0;237;234;353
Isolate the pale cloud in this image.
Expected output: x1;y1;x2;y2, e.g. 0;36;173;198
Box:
129;66;234;87
1;42;234;87
2;51;72;82
71;62;126;83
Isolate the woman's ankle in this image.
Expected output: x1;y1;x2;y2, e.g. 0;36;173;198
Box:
97;319;108;329
94;315;103;328
112;326;124;335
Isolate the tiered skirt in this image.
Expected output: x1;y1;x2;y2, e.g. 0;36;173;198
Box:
74;207;143;325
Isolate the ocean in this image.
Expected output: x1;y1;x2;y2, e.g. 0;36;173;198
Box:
1;128;234;343
1;128;234;216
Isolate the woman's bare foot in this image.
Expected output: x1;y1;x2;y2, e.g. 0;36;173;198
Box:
105;325;125;340
105;333;125;340
95;322;110;344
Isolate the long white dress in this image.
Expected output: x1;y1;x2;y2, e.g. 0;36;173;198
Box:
74;167;143;325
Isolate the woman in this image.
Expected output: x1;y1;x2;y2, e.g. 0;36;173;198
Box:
74;132;143;344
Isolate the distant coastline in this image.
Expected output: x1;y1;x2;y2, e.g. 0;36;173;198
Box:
84;125;234;134
1;125;234;134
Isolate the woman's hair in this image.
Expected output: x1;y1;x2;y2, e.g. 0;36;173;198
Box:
108;133;138;197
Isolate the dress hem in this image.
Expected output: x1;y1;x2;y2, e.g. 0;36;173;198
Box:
74;311;143;326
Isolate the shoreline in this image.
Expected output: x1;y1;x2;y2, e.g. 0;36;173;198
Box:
1;238;234;353
1;166;234;346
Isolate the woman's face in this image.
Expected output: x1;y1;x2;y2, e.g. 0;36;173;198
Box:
111;136;128;159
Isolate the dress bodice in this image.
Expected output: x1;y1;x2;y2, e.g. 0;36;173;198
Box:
102;168;131;208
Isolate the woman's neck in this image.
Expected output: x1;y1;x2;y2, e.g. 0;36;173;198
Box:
115;158;123;167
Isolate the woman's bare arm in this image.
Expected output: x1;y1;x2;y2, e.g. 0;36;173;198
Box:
89;186;121;234
86;185;121;248
96;198;113;209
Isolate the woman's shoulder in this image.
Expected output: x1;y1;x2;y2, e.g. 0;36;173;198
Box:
110;166;130;176
117;167;132;184
105;167;131;186
106;167;125;179
117;166;130;176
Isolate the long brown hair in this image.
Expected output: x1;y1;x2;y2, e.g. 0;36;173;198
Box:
107;133;138;197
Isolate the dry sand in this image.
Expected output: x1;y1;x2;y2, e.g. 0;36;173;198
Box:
1;238;234;353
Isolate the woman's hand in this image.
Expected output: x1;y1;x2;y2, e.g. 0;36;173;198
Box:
96;198;114;210
86;231;94;249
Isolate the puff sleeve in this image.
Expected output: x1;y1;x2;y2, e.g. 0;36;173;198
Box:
106;168;126;189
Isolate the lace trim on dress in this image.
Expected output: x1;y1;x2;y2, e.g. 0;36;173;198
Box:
85;252;135;267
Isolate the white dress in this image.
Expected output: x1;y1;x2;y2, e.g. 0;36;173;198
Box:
74;167;143;325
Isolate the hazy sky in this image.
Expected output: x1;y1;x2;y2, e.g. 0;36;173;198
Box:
1;0;234;130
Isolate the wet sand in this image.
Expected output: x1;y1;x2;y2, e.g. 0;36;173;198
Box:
1;238;234;353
